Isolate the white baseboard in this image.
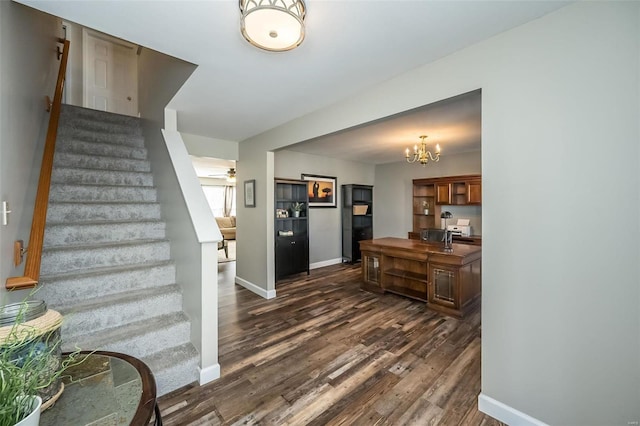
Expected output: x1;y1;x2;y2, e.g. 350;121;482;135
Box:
310;257;343;270
235;276;276;299
198;363;220;385
478;393;549;426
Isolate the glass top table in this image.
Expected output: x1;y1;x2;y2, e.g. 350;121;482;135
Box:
41;351;161;426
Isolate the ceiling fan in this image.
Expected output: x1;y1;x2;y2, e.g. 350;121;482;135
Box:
207;168;236;182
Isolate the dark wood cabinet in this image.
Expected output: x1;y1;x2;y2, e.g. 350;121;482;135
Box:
436;183;452;205
361;251;381;290
466;180;482;204
412;183;435;234
411;175;482;243
275;178;309;280
342;184;373;263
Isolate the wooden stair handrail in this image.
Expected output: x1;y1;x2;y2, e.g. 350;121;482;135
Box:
6;38;70;290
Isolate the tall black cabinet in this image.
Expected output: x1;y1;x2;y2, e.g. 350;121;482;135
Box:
275;178;309;280
342;184;373;263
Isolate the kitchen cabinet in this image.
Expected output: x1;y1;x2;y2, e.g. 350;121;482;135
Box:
275;178;309;280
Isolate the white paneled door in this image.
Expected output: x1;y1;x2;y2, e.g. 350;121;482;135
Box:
83;29;138;117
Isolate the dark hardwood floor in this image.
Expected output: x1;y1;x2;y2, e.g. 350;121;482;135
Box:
156;262;503;425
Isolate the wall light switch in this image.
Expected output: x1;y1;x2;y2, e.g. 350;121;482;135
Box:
2;201;11;225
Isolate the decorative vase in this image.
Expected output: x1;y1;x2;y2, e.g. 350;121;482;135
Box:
15;396;42;426
423;209;429;215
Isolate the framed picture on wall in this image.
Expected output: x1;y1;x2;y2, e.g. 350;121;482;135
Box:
301;174;337;208
244;179;256;207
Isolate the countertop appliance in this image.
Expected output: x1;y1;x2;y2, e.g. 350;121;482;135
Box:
446;219;472;237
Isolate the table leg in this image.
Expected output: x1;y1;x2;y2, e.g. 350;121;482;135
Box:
154;403;163;426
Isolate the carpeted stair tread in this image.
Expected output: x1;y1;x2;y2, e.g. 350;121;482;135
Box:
61;104;141;125
38;261;176;306
54;283;180;313
43;237;170;251
62;115;142;131
56;284;182;331
47;201;161;221
39;259;175;282
54;152;151;172
45;218;165;227
141;343;199;396
49;183;157;202
57;139;148;160
60;118;142;136
58;128;145;147
44;220;166;246
41;239;170;274
62;312;191;358
52;167;154;186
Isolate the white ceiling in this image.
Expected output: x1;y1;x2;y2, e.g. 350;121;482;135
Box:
19;0;569;164
285;89;482;164
190;156;236;179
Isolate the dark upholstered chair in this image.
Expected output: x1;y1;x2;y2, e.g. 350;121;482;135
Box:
420;228;446;243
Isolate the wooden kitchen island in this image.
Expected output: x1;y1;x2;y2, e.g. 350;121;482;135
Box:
359;237;481;318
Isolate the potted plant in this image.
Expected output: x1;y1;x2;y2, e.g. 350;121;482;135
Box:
291;202;304;218
0;300;80;426
422;200;430;215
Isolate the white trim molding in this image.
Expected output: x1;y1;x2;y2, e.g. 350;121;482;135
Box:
310;257;343;270
199;363;220;385
235;276;276;299
478;393;549;426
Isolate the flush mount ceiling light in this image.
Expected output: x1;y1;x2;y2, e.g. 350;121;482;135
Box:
405;135;441;166
239;0;306;52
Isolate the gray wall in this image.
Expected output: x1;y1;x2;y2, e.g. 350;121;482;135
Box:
0;2;60;302
236;2;640;424
274;150;374;266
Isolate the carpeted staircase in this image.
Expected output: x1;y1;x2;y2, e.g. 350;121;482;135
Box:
36;104;199;396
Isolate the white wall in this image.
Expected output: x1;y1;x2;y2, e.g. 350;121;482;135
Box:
374;151;481;238
182;132;238;161
274;150;374;267
0;2;60;302
61;20;83;107
237;2;640;424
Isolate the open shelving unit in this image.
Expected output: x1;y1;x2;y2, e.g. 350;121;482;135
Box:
274;178;309;280
341;184;373;263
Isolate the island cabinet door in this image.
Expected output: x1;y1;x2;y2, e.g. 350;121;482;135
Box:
361;250;382;292
428;264;459;310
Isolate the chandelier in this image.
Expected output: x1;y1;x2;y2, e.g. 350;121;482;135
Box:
405;135;441;166
239;0;306;52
